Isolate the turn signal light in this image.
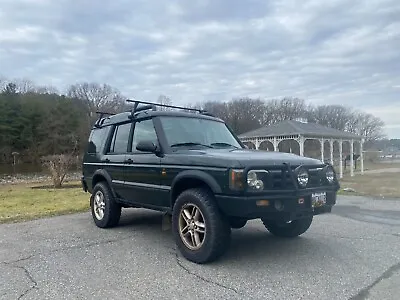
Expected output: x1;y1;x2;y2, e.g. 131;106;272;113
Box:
256;200;270;206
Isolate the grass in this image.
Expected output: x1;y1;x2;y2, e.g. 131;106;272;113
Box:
0;181;89;224
339;172;400;199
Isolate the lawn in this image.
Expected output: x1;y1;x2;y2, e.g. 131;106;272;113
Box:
0;181;89;224
339;172;400;199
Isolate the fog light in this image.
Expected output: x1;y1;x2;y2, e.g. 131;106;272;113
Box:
274;200;284;211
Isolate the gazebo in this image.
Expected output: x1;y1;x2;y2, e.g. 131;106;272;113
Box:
238;119;364;178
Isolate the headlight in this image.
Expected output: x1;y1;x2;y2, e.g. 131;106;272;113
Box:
296;167;309;187
325;166;335;183
247;170;266;190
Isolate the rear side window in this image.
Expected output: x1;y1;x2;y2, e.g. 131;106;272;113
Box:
109;122;132;154
87;126;111;153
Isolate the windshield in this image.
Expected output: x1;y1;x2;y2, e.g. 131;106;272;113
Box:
159;116;243;149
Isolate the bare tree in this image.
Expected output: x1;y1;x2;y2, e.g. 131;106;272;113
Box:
157;94;173;111
67;82;126;118
263;97;308;125
309;105;354;131
14;78;36;93
350;112;386;141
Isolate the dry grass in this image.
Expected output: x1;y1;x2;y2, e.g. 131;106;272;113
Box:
0;181;89;224
339;172;400;199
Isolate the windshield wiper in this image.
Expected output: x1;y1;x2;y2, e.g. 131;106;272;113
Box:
210;142;240;149
170;142;213;148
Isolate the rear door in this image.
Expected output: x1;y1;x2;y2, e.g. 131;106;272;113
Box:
124;118;167;208
103;121;133;200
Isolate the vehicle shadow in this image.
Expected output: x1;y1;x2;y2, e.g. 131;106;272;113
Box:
116;209;332;266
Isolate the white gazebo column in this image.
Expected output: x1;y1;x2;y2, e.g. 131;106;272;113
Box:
255;139;260;150
330;139;334;165
360;139;364;175
299;135;305;156
320;138;324;162
339;139;343;178
350;139;354;177
273;137;278;152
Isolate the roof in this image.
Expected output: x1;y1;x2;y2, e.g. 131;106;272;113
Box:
238;120;362;140
98;109;223;127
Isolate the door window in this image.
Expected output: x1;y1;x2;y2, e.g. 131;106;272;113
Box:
131;119;158;152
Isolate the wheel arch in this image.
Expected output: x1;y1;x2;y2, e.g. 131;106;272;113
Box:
170;170;222;207
92;169;117;198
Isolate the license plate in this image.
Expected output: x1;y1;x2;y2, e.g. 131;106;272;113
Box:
312;192;326;208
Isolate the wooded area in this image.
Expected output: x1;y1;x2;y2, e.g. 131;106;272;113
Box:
0;77;391;164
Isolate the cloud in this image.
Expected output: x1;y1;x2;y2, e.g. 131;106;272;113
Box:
0;0;399;137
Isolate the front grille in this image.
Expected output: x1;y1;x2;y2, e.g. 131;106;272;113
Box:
260;166;326;190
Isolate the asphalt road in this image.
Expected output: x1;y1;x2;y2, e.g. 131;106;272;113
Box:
1;195;400;300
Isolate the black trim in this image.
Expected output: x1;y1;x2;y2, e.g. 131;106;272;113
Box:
170;170;222;198
116;197;171;213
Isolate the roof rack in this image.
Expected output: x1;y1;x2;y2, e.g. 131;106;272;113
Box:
94;111;115;128
126;99;213;118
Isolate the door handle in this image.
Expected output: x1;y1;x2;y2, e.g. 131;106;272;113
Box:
104;159;110;163
125;158;133;164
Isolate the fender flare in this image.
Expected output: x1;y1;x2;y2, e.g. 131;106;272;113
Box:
170;170;222;203
92;169;117;198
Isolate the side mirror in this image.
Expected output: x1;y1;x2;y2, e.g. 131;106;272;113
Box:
136;140;158;153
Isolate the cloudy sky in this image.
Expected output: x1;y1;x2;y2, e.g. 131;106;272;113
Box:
1;0;399;138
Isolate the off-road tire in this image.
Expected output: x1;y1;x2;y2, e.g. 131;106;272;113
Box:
90;182;121;228
229;217;247;229
262;216;313;238
172;188;231;264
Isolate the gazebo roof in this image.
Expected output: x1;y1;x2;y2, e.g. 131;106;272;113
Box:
238;120;362;140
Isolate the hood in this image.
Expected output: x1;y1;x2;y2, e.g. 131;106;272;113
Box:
172;148;323;168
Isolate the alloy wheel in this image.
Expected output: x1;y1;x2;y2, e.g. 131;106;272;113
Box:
178;204;206;250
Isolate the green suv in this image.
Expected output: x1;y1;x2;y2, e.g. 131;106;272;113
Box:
81;101;340;264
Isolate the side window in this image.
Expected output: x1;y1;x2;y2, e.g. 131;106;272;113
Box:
131;119;158;152
108;122;132;154
87;126;111;153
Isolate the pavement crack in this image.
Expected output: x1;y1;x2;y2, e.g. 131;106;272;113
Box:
349;261;400;300
174;252;240;295
16;265;38;300
3;235;136;265
3;261;38;299
3;254;35;265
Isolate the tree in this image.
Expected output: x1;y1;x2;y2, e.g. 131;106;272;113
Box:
309;105;354;131
67;82;126;123
157;94;173;110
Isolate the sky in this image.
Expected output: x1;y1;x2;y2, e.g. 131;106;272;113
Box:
0;0;399;138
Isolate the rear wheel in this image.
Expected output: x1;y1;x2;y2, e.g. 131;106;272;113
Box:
90;182;121;228
172;188;231;264
262;216;313;238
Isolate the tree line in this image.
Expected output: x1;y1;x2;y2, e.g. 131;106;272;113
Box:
0;77;388;164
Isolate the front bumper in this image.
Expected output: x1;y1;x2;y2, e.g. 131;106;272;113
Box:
216;189;337;222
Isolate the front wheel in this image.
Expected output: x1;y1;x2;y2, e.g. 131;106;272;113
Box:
172;188;231;264
262;216;313;238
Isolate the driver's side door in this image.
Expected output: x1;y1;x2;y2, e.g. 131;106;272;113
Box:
124;118;167;208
